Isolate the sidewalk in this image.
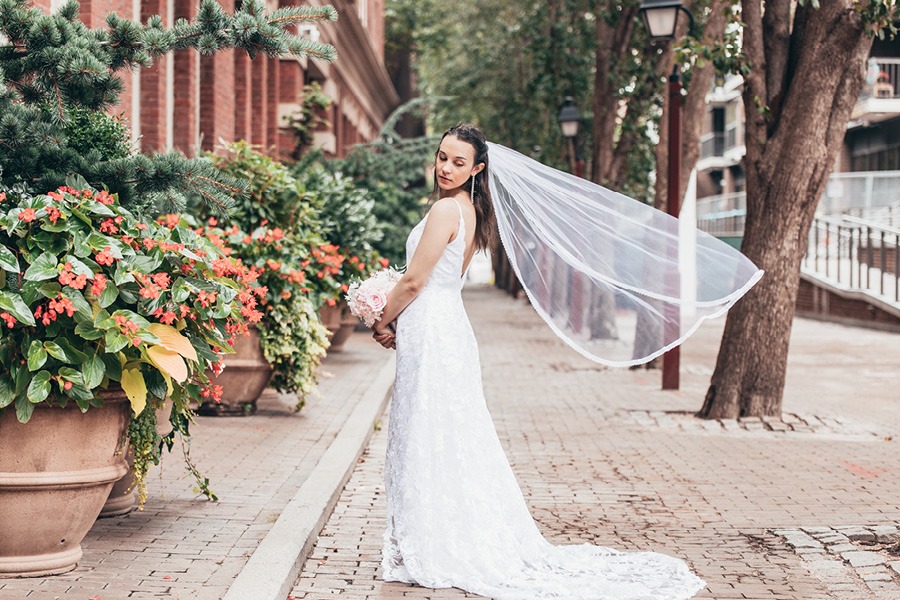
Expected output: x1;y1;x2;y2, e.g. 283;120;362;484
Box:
0;330;394;600
289;284;900;600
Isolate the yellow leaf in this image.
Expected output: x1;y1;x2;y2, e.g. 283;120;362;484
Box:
121;369;147;416
147;324;198;363
147;346;188;383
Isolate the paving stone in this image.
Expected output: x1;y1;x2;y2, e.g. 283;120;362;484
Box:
841;550;885;568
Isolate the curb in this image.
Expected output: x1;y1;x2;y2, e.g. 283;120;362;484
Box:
222;354;395;600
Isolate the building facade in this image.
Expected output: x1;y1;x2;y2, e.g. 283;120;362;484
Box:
32;0;398;160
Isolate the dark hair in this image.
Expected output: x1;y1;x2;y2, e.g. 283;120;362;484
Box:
429;123;496;253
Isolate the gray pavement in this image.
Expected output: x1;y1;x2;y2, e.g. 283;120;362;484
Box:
289;284;900;600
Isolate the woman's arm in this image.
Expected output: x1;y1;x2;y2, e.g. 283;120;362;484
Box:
373;199;461;334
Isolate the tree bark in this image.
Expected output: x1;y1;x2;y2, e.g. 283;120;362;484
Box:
700;2;875;418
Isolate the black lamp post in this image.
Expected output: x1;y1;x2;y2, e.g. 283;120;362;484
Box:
639;0;693;391
557;97;582;177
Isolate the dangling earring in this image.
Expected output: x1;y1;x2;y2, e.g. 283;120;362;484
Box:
470;174;476;203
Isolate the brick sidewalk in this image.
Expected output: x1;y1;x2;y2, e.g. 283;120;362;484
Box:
289;285;900;600
0;330;393;600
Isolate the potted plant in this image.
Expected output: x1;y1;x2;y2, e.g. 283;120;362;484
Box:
0;184;262;576
194;220;330;414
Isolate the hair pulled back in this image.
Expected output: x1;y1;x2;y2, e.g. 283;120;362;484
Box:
429;123;496;253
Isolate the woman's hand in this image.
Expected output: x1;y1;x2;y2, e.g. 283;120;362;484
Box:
373;329;396;349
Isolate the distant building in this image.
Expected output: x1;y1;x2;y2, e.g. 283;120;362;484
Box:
695;37;900;237
33;0;398;160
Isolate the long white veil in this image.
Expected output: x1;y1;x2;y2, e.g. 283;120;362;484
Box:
487;141;763;367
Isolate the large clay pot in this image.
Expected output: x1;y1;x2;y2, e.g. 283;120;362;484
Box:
328;300;358;352
98;448;135;518
318;302;343;345
0;387;130;577
200;326;272;416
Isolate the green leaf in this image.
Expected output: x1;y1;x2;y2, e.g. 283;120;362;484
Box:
58;367;84;386
26;370;51;403
37;282;62;299
105;330;129;354
74;321;104;340
130;254;163;274
0;245;19;273
23;251;59;282
0;376;14;408
82;354;106;388
101;352;123;381
0;291;36;326
15;396;34;423
64;256;94;277
98;280;118;308
27;340;48;371
44;341;75;363
172;278;190;303
54;339;89;363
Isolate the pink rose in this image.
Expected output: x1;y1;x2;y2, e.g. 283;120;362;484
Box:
363;290;387;313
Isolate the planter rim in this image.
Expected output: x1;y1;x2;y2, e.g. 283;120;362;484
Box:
0;463;127;489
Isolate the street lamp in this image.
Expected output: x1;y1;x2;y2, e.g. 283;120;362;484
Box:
639;0;694;391
639;0;694;41
557;97;581;176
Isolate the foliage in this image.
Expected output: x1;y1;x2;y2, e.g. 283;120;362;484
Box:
197;220;331;407
298;165;383;263
203;141;321;233
0;0;337;214
258;297;328;410
0;182;263;502
62;106;133;163
284;82;334;160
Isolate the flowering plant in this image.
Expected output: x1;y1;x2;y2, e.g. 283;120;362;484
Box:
345;267;403;328
0;182;262;503
192;218;330;408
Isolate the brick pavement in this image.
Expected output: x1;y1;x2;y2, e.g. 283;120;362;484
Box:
0;330;392;600
289;285;900;600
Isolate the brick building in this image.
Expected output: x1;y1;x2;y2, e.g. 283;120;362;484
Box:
33;0;398;159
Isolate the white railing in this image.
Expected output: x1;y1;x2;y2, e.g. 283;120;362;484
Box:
803;215;900;305
697;171;900;237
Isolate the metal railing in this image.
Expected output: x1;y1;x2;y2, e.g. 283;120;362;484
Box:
700;132;725;159
803;214;900;303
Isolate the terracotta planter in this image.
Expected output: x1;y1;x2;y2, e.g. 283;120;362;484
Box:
328;301;359;352
0;387;130;577
200;326;272;416
320;300;352;352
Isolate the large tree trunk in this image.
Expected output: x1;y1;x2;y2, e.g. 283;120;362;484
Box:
700;1;875;418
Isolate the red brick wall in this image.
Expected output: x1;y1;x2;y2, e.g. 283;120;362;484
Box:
173;0;200;155
797;278;900;330
139;0;169;153
28;0;391;160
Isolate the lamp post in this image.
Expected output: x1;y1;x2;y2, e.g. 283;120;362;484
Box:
639;0;694;391
557;97;582;177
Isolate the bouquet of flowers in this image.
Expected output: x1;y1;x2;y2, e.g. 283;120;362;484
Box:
345;267;403;328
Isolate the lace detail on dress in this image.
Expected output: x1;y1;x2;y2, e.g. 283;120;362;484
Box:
381;204;705;599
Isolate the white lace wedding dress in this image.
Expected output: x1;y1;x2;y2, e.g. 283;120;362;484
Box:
382;202;706;600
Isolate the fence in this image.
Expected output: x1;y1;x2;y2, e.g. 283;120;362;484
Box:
803;214;900;304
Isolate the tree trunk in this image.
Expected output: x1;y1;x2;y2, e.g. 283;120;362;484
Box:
700;2;875;418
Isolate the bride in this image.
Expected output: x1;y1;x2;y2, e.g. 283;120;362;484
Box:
370;123;732;599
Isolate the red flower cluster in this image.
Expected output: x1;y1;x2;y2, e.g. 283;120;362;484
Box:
59;262;88;290
34;294;76;325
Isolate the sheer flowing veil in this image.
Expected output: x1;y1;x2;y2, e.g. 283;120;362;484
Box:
487;141;763;367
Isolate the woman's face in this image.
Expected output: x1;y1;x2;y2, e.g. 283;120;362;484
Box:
435;135;483;193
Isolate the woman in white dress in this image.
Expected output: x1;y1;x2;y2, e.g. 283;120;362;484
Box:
371;123;706;600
